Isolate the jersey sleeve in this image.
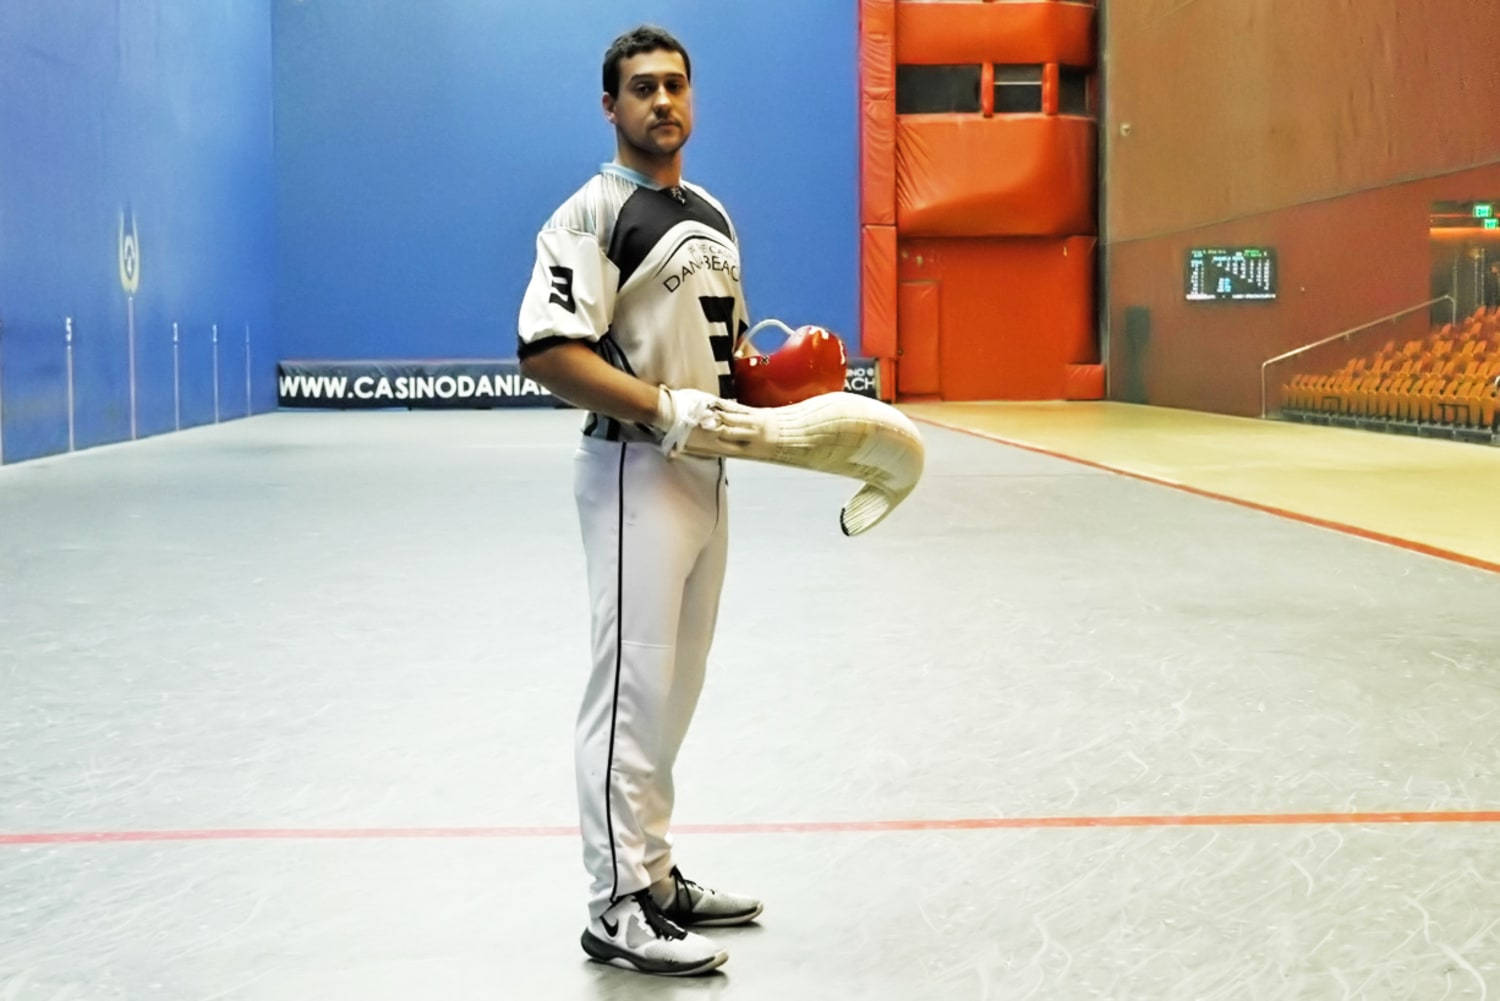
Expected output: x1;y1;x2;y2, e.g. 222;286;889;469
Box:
517;227;620;358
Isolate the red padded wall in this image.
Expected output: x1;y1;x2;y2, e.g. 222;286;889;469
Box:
859;0;898;379
860;0;897;228
861;225;899;358
895;1;1094;66
899;236;1096;400
897;280;942;395
861;0;1101;400
896;116;1095;237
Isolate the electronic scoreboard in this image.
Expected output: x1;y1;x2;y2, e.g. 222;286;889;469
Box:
1185;247;1277;302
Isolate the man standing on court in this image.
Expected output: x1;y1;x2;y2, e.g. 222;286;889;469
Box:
516;25;763;977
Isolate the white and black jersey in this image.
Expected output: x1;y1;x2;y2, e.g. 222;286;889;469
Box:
518;163;749;441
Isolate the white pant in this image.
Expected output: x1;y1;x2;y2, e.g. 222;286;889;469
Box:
572;436;728;918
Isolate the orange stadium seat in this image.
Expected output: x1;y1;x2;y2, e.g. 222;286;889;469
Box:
1284;314;1500;433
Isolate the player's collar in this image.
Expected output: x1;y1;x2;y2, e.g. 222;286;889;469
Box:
601;162;686;192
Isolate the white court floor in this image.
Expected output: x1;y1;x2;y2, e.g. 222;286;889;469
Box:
2;408;1500;1000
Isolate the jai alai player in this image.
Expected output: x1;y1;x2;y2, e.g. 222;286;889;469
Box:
517;21;924;977
517;25;765;977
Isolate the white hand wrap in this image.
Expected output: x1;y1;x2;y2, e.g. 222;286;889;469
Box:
677;392;925;536
653;386;723;457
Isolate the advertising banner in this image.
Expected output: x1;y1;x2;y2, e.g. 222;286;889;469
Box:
278;357;882;409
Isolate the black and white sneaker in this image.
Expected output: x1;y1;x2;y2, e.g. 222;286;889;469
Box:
580;890;728;976
656;866;764;927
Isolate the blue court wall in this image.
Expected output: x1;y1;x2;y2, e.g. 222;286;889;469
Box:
272;1;859;361
0;2;276;465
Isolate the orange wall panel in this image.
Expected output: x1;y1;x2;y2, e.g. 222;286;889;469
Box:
895;1;1095;67
899;236;1095;399
1065;364;1106;400
897;116;1096;237
860;0;897;352
862;99;896;225
861;225;899;358
860;0;895;94
897;281;942;395
1041;63;1060;116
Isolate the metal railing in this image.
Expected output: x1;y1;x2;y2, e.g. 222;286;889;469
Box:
1259;295;1456;418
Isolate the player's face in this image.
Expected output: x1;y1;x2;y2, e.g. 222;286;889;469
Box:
604;50;693;160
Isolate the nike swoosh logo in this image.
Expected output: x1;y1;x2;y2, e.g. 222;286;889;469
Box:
601;917;619;937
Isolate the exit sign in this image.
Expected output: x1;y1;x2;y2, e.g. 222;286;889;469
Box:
1475;203;1495;219
1486;219;1499;230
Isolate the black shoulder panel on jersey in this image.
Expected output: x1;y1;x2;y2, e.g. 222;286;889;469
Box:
516;333;574;360
607;186;733;289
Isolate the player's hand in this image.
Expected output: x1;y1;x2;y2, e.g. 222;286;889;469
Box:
654;386;722;457
654;388;766;457
703;399;765;448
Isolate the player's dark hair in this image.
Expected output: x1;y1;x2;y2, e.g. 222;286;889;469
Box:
602;25;691;98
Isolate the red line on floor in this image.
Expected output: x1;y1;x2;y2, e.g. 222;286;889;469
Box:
910;414;1500;576
6;811;1500;846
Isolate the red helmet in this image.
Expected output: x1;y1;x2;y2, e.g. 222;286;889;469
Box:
732;320;848;407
